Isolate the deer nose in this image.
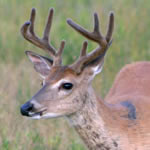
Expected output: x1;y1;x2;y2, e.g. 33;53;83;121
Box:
20;102;34;117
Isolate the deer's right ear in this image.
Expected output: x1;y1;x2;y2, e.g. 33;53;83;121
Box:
25;51;53;78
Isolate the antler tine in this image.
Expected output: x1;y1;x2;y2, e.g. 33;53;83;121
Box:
43;8;54;41
58;40;65;56
93;13;103;41
106;12;114;43
80;41;88;57
21;8;56;58
93;13;99;33
53;40;66;66
29;8;36;34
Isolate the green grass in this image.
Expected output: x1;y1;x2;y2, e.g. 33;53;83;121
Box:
0;0;150;149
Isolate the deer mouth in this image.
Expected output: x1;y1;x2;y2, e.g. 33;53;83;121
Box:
29;109;47;119
30;111;62;119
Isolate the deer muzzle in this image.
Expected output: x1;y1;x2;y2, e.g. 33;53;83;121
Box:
20;101;34;117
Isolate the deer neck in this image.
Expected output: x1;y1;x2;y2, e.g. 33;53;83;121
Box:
67;86;121;150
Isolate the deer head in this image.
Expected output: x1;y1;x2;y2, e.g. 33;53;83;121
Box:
20;8;114;119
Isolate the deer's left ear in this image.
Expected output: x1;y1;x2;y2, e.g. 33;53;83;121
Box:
25;51;53;78
87;56;104;76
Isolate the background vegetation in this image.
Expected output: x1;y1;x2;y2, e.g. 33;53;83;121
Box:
0;0;150;149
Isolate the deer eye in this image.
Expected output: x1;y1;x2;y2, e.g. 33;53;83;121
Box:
62;83;73;90
41;82;44;86
41;80;45;86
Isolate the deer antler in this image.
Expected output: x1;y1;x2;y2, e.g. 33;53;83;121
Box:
21;8;114;70
21;8;65;66
67;12;114;73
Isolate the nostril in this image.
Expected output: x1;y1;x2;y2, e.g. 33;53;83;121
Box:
26;103;33;111
20;102;34;117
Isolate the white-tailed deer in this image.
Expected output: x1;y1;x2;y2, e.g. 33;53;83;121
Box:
20;8;150;150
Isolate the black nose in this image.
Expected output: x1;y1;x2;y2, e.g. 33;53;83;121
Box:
20;102;33;117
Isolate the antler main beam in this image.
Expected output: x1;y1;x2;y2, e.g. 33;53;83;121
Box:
21;8;56;57
67;12;114;73
67;13;106;45
21;8;65;65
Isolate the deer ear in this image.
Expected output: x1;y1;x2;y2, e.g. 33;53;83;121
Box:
25;51;53;78
88;56;104;76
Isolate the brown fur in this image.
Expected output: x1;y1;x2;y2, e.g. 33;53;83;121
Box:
68;61;150;150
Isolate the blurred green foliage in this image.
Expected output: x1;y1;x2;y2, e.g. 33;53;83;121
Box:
0;0;150;149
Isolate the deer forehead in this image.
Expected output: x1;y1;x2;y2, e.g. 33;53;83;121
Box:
45;66;80;87
47;66;75;78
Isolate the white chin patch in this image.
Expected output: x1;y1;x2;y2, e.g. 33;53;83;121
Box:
31;113;61;120
31;115;42;120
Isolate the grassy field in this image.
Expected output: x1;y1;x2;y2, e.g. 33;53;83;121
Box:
0;0;150;149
